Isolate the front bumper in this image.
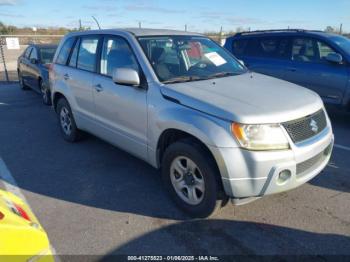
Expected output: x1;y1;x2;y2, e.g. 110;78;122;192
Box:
210;125;334;199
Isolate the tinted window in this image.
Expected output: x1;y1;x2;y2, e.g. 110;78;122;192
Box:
243;37;289;59
39;48;56;64
56;37;75;65
29;48;38;60
100;36;138;77
292;38;316;62
68;38;80;68
24;47;32;58
77;37;99;72
232;39;248;56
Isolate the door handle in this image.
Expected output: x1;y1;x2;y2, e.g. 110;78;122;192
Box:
287;68;297;72
63;73;70;80
94;84;103;92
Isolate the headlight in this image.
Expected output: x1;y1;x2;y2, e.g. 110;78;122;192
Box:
231;123;289;150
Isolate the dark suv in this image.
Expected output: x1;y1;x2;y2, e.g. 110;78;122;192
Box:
224;29;350;111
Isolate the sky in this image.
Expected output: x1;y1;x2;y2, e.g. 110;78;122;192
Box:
0;0;350;33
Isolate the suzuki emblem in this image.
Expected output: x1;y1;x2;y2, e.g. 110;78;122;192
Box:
310;119;318;133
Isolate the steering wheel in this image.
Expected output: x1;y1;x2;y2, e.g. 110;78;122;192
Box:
188;61;210;74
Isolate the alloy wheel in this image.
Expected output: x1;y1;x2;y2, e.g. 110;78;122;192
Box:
170;156;205;205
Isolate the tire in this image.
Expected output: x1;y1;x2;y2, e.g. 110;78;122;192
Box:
161;139;226;218
18;71;29;90
56;98;81;142
39;79;51;105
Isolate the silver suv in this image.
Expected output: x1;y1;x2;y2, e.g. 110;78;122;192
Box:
50;29;334;217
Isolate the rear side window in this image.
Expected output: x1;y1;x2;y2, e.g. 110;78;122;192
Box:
56;37;76;65
68;38;80;67
232;39;248;56
244;37;290;59
77;37;99;72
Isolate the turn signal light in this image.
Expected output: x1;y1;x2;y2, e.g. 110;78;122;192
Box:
13;203;31;221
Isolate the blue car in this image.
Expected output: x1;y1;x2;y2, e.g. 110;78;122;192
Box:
224;29;350;111
17;44;57;105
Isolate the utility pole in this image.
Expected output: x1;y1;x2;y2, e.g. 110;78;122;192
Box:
185;24;187;31
219;26;224;46
340;23;343;34
139;22;141;29
79;19;82;30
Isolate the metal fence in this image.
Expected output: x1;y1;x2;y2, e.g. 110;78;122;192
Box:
0;35;63;82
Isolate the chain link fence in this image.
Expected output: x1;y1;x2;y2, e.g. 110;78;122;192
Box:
0;35;63;82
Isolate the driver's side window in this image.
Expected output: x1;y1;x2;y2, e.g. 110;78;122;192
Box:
317;41;337;61
29;48;38;60
100;36;139;77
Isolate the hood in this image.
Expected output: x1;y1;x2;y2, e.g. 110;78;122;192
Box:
160;72;324;124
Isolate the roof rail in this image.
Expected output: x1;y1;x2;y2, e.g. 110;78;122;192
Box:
235;29;323;36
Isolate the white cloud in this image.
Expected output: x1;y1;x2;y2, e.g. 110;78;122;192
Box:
0;0;18;6
0;11;23;17
125;3;184;14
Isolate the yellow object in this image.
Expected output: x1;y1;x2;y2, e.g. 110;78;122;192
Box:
0;189;54;262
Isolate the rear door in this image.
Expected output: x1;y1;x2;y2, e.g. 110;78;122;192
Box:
233;36;291;79
64;36;100;127
283;37;348;105
92;35;148;160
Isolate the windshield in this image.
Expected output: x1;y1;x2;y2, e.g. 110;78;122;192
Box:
330;35;350;54
39;48;56;64
138;36;247;83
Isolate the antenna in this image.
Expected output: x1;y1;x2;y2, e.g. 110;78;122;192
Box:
92;16;101;29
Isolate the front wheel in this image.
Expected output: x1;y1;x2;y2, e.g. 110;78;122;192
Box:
161;140;225;218
18;71;29;90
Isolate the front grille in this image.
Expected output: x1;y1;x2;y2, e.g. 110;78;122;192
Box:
282;109;327;143
296;143;332;175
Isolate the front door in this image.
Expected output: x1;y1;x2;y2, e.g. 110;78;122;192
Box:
27;47;39;89
92;35;148;160
283;37;349;105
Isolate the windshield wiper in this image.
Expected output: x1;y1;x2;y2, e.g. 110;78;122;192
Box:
207;72;237;79
163;75;208;84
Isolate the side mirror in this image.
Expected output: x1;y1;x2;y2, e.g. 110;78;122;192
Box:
30;58;38;64
325;53;343;64
112;68;140;86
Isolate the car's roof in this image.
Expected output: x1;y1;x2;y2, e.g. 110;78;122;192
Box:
229;29;340;39
125;28;202;36
66;28;202;37
29;44;58;49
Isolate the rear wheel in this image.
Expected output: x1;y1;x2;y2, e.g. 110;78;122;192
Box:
18;71;29;90
39;79;51;105
56;98;81;142
161;140;226;218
